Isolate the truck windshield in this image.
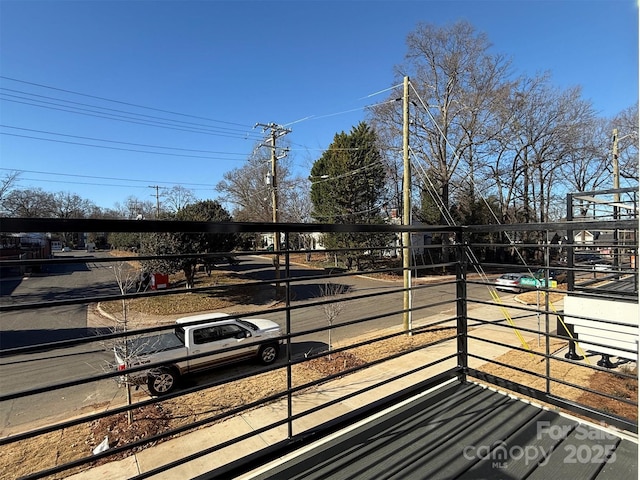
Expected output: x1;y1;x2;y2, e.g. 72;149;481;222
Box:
238;319;258;331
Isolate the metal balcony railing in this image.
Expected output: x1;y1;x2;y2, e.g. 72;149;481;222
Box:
0;206;637;479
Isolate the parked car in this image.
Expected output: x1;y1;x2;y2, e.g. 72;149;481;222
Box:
534;268;567;284
494;273;535;293
574;252;613;271
574;252;610;265
114;312;282;396
60;246;72;252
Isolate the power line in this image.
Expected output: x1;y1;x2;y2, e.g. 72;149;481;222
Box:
282;98;398;127
0;96;264;141
0;167;216;187
0;125;250;156
0;132;252;161
14;177;185;190
14;177;125;188
308;158;388;185
0;89;262;139
0;76;252;128
0;88;252;132
357;83;403;100
14;177;215;192
1;77;402;157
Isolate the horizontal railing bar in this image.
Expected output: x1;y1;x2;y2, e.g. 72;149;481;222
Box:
0;244;457;267
1;319;457;443
2;211;636;479
467;369;638;433
1;276;458;356
465;218;637;233
18;339;460;480
466;331;639;379
467;297;640;329
131;369;462;480
571;186;639;197
467;241;637;248
469;352;638;408
1;217;461;234
468;326;640;369
0;258;449;312
4;216;636;236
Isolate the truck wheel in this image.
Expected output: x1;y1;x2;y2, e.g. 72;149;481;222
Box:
258;344;279;365
147;368;178;396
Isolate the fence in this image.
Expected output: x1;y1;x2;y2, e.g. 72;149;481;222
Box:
0;205;637;479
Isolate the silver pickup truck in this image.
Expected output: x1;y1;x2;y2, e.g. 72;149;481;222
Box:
114;312;282;395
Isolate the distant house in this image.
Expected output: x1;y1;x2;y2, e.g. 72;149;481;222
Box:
574;230;595;245
0;233;52;273
260;232;325;251
573;229;636;252
1;232;51;254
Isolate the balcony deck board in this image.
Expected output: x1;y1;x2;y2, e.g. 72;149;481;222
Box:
595;438;639;479
244;382;637;480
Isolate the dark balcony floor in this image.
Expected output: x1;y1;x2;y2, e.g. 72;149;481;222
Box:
239;381;637;480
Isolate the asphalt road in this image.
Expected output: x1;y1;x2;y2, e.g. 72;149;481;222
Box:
0;253;503;435
0;251;125;433
1;251;120;350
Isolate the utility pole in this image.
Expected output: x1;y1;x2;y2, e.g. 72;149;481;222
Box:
612;129;621;207
149;185;162;218
255;122;291;286
402;76;412;333
612;129;620;271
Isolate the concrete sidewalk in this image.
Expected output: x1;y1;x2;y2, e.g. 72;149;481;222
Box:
67;300;549;480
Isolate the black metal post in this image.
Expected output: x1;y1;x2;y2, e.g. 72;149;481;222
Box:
456;232;468;381
284;232;293;439
566;193;575;291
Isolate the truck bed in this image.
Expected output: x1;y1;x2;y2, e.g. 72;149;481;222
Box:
122;332;185;358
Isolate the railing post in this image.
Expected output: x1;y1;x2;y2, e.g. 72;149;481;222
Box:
566;192;575;291
545;230;551;395
456;230;468;381
284;232;293;439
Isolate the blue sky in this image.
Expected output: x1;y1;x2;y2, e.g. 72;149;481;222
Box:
1;0;638;210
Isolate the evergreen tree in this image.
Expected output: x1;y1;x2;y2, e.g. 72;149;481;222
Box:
140;200;236;288
310;122;392;268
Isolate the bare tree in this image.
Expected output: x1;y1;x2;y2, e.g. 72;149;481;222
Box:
1;187;55;217
163;185;196;214
216;141;297;222
484;74;597;226
52;191;96;218
287;179;315;249
560;116;611;194
118;195;155;220
370;20;513;265
611;103;639;182
0;170;20;207
109;261;147;424
319;283;346;358
113;262;136;423
394;21;512;219
372;20;616;233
